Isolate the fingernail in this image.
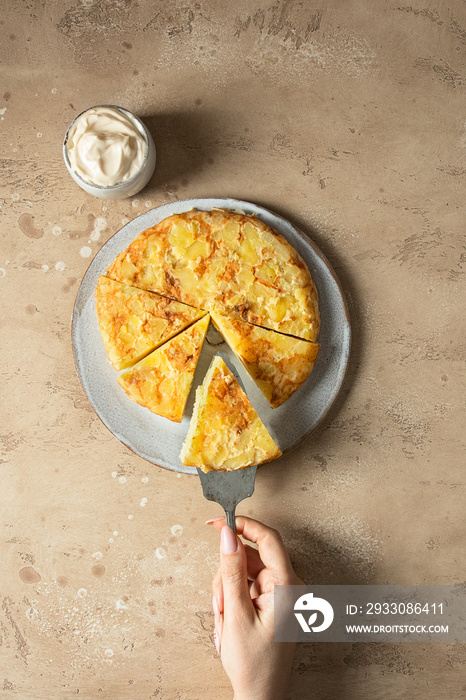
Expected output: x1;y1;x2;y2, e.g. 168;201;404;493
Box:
213;628;220;654
205;517;224;525
212;595;220;622
221;525;238;555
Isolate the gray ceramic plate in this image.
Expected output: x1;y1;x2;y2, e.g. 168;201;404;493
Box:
72;198;351;475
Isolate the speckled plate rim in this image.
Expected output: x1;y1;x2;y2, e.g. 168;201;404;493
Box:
72;198;351;475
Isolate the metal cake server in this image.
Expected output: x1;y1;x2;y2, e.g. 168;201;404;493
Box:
197;465;258;533
196;353;258;534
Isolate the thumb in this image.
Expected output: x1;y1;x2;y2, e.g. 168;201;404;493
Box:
220;525;254;617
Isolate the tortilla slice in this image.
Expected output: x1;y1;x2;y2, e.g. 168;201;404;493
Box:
117;315;210;422
180;355;281;472
211;312;320;408
95;275;207;371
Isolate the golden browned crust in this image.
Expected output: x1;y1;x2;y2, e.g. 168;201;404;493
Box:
180;356;282;471
211;312;320;408
117;315;210;422
106;209;320;341
95;276;207;371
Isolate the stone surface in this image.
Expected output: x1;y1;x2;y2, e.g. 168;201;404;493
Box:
0;1;465;698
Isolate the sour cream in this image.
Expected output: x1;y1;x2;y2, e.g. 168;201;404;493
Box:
66;106;147;187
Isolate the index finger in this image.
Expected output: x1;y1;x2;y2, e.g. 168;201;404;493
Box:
207;516;294;575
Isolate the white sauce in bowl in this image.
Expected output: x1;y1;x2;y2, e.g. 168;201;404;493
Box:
66;107;147;187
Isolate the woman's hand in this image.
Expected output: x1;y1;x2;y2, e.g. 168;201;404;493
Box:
207;516;304;700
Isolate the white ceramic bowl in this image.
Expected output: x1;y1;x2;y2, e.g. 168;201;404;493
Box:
63;105;156;199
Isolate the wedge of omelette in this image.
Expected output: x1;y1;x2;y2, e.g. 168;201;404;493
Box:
117;315;210;422
95;276;207;371
180;356;281;472
106;209;320;341
211;312;320;408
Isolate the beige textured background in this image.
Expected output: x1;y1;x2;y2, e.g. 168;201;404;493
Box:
1;1;465;698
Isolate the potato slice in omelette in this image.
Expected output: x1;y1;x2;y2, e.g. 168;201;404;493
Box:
180;356;281;472
95;276;207;371
117;315;210;422
211;313;320;408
